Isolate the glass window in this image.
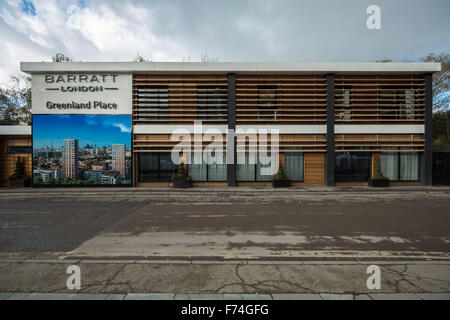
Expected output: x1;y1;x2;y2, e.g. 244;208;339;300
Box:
207;152;227;182
237;153;256;181
138;152;177;182
404;89;415;120
7;146;32;154
400;151;419;181
285;152;304;181
159;153;177;182
136;87;169;121
138;153;159;182
381;149;419;181
187;152;227;181
336;86;352;120
197;86;227;121
256;153;273;181
381;148;399;181
335;152;371;182
257;86;277;121
188;153;207;181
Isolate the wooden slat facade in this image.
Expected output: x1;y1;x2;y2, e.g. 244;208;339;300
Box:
0;135;32;186
133;75;228;125
334;75;425;124
236;75;327;124
335;134;424;152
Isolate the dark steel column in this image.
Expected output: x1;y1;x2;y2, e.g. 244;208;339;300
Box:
227;73;236;187
325;73;335;186
421;73;433;186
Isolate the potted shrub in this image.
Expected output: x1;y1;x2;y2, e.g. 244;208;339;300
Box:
368;156;390;187
272;162;291;188
171;162;191;188
8;156;31;188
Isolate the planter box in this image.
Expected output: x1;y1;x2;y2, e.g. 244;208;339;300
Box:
8;179;26;188
368;178;390;188
272;179;291;188
172;179;191;188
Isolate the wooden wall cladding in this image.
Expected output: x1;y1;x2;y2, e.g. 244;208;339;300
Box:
334;74;425;124
235;75;327;124
133;134;227;153
0;136;32;186
335;134;424;152
303;152;325;185
236;134;327;152
133;74;228;125
133;134;327;153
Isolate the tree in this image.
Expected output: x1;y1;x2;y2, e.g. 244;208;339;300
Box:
421;52;450;144
52;53;72;62
200;52;219;62
433;110;450;144
375;58;393;63
0;74;31;125
11;156;25;180
133;53;151;62
420;52;449;112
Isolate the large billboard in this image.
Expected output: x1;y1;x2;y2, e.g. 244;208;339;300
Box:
32;115;132;186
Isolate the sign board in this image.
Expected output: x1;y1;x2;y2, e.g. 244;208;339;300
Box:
31;73;132;114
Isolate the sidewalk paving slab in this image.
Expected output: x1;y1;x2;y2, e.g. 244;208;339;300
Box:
105;294;126;300
415;293;450;300
369;293;421;300
70;293;111;300
223;294;272;300
6;293;31;300
354;294;372;300
320;294;354;300
272;294;322;300
134;260;191;265
25;293;78;300
125;293;175;300
0;293;13;300
174;294;225;300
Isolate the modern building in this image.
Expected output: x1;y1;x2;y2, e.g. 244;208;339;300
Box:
33;169;62;183
62;139;79;180
0;61;443;187
83;170;105;184
101;171;121;184
112;144;126;179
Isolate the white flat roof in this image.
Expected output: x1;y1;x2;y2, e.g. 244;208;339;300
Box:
21;62;441;74
0;126;31;135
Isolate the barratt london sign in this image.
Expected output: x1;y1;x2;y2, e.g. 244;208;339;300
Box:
32;73;132;115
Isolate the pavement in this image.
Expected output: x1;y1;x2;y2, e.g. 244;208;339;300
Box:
0;260;449;297
0;187;449;299
2;292;449;300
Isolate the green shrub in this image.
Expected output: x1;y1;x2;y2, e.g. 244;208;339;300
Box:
171;162;191;181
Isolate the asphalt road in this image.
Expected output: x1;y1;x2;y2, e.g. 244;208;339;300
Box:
0;195;449;259
0;197;144;252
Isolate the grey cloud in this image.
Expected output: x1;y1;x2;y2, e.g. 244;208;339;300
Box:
0;0;449;86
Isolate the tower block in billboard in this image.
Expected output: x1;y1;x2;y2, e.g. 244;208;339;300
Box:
112;144;126;179
62;139;79;180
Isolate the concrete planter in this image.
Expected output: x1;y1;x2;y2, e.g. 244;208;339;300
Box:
8;178;29;188
172;179;191;188
272;180;291;188
368;178;390;188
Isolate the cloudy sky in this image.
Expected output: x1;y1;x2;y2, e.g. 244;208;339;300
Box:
0;0;449;86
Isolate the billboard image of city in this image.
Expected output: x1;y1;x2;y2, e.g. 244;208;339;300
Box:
32;115;132;185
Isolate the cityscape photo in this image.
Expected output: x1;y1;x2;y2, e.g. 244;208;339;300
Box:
32;115;132;185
